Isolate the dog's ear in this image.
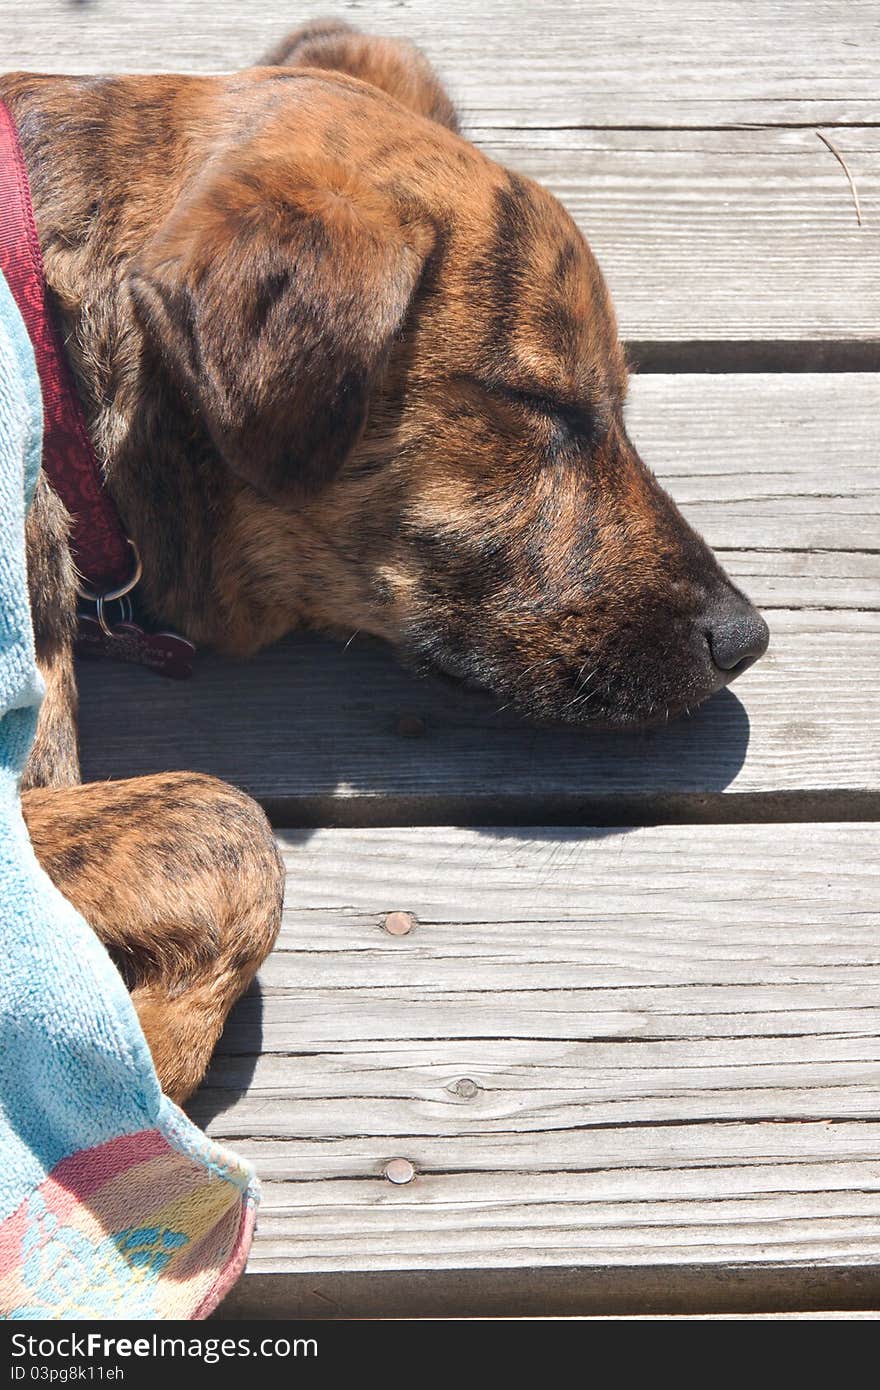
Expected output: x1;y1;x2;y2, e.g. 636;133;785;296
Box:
259;20;459;133
129;151;432;505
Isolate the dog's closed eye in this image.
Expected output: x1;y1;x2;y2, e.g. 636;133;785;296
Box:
465;375;600;446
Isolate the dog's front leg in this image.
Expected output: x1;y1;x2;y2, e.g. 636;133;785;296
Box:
22;473;80;790
22;772;284;1102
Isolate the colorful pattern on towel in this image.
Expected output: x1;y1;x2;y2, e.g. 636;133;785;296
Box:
0;1123;256;1320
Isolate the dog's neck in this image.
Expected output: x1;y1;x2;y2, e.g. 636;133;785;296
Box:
0;73;360;655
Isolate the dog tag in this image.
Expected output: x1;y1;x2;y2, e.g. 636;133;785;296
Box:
76;615;196;679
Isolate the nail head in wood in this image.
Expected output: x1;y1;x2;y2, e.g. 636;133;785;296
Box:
384;1158;416;1185
384;911;415;936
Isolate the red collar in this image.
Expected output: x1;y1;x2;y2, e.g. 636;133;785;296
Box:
0;98;194;677
0;98;135;594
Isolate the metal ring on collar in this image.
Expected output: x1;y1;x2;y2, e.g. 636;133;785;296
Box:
75;540;143;637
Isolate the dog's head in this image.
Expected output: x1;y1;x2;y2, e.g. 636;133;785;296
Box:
131;22;768;729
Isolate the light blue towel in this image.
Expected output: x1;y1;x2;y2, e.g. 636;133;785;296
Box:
0;270;259;1320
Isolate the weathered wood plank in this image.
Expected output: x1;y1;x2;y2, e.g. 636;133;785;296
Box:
479;129;880;348
6;1;879;128
244;1177;880;1267
75;373;879;819
6;14;880;348
77;610;880;820
188;824;880;1284
625;376;878;561
217;1124;880;1182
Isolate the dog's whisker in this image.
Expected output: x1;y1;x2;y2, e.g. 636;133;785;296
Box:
573;667;598;696
562;687;601;713
511;655;564;688
494;655;566;714
574;660;593;684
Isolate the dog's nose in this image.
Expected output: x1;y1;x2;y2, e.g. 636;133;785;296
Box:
703;593;770;678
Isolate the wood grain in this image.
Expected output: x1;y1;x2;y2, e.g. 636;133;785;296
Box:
6;1;879;128
184;824;880;1280
479;129;880;348
6;10;879;347
75;374;880;820
76;610;880;821
625;375;879;561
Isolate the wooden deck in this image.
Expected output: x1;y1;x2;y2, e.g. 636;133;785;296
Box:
11;1;880;1317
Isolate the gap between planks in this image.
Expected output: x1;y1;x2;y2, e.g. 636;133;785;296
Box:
215;1265;880;1319
627;343;880;373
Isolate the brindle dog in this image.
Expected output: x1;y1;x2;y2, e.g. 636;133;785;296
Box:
5;21;769;1102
